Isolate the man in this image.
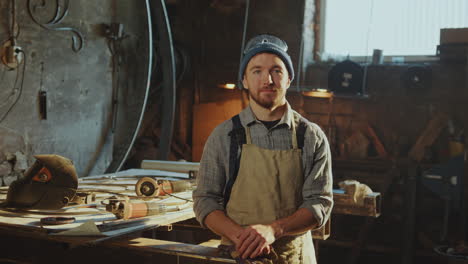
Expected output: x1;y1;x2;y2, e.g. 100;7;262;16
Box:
193;34;333;264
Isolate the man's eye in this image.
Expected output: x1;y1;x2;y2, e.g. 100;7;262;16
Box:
253;70;261;74
273;69;282;74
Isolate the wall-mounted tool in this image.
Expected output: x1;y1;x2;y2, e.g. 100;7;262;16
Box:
1;0;22;69
1;41;23;69
135;177;193;198
37;62;47;120
38;91;47;120
105;23;125;40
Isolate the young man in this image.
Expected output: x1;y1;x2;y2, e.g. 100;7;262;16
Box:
193;34;333;264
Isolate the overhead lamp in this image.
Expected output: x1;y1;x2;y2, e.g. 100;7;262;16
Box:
218;83;236;90
302;88;333;98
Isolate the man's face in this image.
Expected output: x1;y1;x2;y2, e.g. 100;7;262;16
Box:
242;53;291;109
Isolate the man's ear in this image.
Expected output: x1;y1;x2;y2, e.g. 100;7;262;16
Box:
285;76;291;88
242;75;248;89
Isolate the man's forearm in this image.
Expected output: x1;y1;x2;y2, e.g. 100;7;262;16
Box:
205;210;244;244
270;208;318;239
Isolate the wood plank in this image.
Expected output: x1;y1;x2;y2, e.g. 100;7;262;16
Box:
365;124;388;158
409;113;449;162
110;237;236;263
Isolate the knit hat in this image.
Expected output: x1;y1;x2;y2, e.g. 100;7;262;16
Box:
238;34;294;89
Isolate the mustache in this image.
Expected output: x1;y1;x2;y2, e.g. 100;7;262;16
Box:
259;84;277;90
259;88;278;92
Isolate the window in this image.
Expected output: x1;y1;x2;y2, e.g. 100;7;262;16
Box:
322;0;468;58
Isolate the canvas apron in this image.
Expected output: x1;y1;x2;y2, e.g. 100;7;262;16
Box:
222;123;316;264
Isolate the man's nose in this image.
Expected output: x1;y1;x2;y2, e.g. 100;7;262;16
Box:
263;72;273;85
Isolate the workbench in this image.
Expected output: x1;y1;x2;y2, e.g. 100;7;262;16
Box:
0;168;381;263
0;169;236;263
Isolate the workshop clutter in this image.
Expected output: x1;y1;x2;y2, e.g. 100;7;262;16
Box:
2;156;196;216
0;127;29;187
338;180;373;206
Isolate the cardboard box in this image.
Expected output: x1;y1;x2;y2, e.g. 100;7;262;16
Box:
440;28;468;44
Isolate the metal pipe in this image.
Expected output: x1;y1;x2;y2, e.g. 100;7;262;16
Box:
155;0;177;161
115;0;154;171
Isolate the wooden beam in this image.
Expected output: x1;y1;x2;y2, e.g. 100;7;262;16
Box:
409;113;449;162
110;237;236;263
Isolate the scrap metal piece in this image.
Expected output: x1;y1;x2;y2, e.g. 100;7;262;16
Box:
70;192;96;205
141;160;200;173
40;216;75;225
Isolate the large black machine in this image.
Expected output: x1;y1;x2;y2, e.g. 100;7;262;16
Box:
3;154;78;210
422;153;468;258
328;60;365;96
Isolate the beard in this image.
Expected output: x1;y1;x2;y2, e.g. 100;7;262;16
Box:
249;90;278;109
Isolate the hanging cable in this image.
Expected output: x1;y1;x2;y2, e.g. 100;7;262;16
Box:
0;64;20;109
0;50;26;123
0;67;6;84
10;0;18;45
160;188;193;203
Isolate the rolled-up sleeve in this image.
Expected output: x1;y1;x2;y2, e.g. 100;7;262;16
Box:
193;125;229;227
299;124;334;229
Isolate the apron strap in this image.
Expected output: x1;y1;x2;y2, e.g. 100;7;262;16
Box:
245;126;252;144
225;115;246;208
291;119;298;149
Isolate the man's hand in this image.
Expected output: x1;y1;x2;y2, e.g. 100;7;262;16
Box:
236;224;278;259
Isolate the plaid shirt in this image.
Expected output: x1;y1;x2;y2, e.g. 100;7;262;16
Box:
193;103;333;228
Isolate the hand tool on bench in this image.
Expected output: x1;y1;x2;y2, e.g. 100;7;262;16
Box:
104;197;190;220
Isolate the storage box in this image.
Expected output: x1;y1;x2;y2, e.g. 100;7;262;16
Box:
440;28;468;44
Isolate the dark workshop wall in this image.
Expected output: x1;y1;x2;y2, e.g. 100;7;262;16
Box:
129;0;468;165
299;62;468;163
132;0;315;163
0;0;150;182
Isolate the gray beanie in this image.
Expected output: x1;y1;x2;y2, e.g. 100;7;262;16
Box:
238;34;294;89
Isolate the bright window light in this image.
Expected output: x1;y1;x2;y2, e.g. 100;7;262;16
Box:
323;0;468;57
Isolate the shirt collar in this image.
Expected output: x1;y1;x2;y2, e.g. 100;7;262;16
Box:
239;102;294;129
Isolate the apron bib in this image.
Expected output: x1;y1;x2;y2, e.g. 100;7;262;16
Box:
223;122;316;264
